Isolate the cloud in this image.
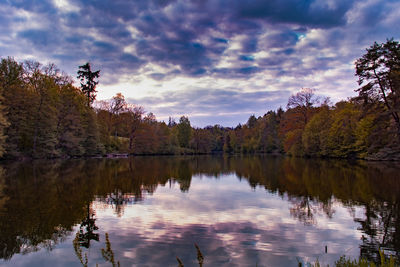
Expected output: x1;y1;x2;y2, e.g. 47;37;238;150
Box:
126;88;290;127
0;0;399;126
234;0;354;27
18;29;57;47
89;170;362;266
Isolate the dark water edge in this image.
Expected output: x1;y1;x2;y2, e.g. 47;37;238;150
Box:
0;155;399;266
3;148;400;162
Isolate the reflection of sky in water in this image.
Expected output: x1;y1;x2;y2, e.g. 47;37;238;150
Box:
1;173;364;266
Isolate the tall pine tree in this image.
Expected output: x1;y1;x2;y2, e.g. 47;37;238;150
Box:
77;63;100;107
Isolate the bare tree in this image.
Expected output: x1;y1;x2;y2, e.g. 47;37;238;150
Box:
287;88;320;125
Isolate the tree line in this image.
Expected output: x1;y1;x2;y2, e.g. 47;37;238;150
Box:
0;39;399;159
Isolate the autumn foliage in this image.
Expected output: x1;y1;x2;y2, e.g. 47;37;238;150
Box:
0;39;399;159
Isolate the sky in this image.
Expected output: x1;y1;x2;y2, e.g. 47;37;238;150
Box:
0;0;399;127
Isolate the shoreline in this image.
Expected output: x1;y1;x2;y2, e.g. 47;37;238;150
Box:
2;151;400;162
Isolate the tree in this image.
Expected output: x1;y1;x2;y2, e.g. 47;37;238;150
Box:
110;93;126;137
223;133;233;153
287;88;320;125
177;116;191;148
77;63;100;106
24;61;60;158
0;88;8;158
124;105;144;152
327;101;360;157
355;39;400;137
191;128;212;154
0;58;32;157
354;114;376;157
110;93;126;115
247;115;257;128
168;117;176;127
0;58;17;157
280;88;321;155
56;84;87;156
302;107;332;156
81;107;103;156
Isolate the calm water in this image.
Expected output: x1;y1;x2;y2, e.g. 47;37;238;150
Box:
0;155;399;266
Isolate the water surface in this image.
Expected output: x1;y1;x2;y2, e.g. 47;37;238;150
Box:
0;156;399;266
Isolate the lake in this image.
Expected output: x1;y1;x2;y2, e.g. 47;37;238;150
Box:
0;155;399;266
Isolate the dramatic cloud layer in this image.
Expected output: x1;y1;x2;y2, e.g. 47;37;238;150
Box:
1;0;399;126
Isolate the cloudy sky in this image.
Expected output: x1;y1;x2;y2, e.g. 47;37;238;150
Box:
0;0;399;126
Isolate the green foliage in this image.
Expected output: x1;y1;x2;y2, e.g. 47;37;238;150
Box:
0;57;108;159
29;70;60;158
302;107;332;156
335;249;398;267
57;85;87;156
81;108;104;156
284;129;304;156
260;111;282;153
1;39;400;159
0;58;30;158
355;114;377;157
327;102;360;157
355;39;400;138
177;116;192;148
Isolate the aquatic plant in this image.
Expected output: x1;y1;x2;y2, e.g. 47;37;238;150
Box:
176;243;205;267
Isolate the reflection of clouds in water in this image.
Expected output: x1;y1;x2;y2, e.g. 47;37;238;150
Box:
0;157;398;266
93;174;362;266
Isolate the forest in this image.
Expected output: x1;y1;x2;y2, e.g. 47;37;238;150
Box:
0;39;399;160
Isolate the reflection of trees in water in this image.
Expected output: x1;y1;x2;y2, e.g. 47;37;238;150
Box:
289;196;334;225
175;160;192;192
75;203;99;248
72;202;120;266
87;156;400;262
0;156;400;263
355;200;400;262
353;164;400;262
0;161;86;260
224;156;400;261
102;191;140;217
73;232;120;267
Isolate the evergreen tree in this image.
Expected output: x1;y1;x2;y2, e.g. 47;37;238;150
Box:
177;116;191;148
77;62;100;106
355;39;400;137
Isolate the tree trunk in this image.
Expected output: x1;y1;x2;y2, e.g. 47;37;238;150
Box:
374;69;400;140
